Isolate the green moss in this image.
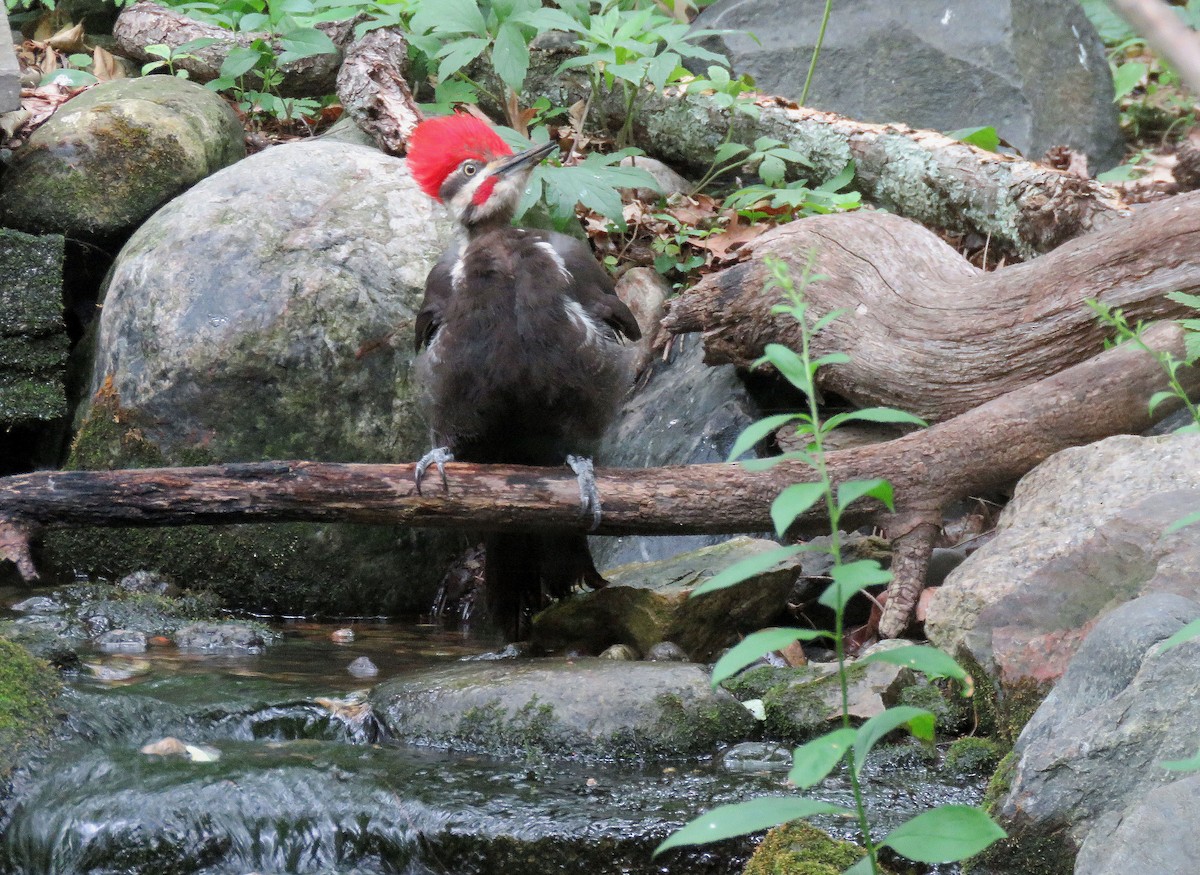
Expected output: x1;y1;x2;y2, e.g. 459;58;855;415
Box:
0;636;61;778
455;698;562;757
897;678;971;735
944;736;1006;776
962;814;1075;875
981;751;1016;813
722;665;794;701
639;691;756;757
743;822;871;875
953;649;1049;746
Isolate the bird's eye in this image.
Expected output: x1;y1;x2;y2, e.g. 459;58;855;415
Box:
463;164;477;176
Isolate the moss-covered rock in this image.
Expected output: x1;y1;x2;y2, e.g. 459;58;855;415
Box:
534;537;797;660
370;659;757;759
742;821;868;875
0;229;67;426
0;76;245;239
0;636;61;779
944;736;1006;777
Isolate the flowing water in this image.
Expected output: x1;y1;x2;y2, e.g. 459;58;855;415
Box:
0;599;985;874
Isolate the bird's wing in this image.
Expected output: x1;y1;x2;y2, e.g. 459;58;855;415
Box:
414;246;459;352
547;232;642;342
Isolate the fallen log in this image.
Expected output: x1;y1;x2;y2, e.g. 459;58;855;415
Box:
476;47;1126;258
334;26;422;155
2;322;1193;637
664;190;1200;423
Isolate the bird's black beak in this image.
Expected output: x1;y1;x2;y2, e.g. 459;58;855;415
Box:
492;140;559;176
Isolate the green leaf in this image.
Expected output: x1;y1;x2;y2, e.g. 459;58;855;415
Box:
436;36;489;79
654;797;852;854
836;478;894;513
1167;291;1200;310
1155;617;1200;653
759;343;811;391
947;125;1000;152
759;153;786;186
842;857;875;875
412;0;487;35
512;7;580;33
823;407;927;429
492;21;530;91
1161;746;1200;771
177;37;221;52
277;26;337;64
219;44;263;78
1148;389;1177;413
1165;510;1200;534
859;644;967;682
818;560;891;611
854;706;936;775
788;727;854;788
39;68;98;86
144;43;173;60
691;544;805;598
879;805;1006;862
816;161;855;192
771;482;827;536
711;627;831;687
725;412;802;462
1111;61;1148;101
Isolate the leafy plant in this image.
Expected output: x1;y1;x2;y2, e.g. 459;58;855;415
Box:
655;255;1005;872
723;160;860;218
141;37;221;77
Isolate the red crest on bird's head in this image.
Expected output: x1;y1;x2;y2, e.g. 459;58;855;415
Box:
407;113;513;201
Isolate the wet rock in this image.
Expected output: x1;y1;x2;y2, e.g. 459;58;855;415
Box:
0;76;245;239
1080;774;1200;875
10;596;65;614
613;266;669;373
370;659;757;759
592;333;760;569
619;154;691;199
646;641;687;662
175;622;273;653
598;643;640;660
691;0;1123;171
84;656;152;682
720;741;792;772
988;593;1200;870
51;137;458;616
331;628;355;644
925;434;1200;691
117;570;175;596
95;629;147;653
347;655;378;678
532;537;797;661
139;735;222;762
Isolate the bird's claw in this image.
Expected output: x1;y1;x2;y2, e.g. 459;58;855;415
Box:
567;454;602;531
415;447;454;495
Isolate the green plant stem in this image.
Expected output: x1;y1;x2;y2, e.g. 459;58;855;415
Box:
786;258;879;872
799;0;833;106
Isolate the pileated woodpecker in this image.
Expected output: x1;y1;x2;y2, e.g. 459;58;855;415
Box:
407;113;642;640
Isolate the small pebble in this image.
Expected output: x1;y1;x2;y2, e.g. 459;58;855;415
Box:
646;641;688;662
331;628;355;644
598;643;640;661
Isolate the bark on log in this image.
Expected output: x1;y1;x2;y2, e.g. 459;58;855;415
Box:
335;27;422;156
663;190;1200;423
2;322;1193;636
112;1;357;97
479;47;1126;258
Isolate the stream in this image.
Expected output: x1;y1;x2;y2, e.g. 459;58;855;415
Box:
0;590;986;874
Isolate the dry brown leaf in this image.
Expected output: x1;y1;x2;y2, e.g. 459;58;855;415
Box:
690;215;767;260
92;45;123;81
39;47;59;76
46;22;87;53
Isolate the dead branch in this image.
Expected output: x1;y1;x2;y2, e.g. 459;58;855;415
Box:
111;0;358;97
1108;0;1200;94
335;27;422;156
2;322;1192;635
664;190;1200;423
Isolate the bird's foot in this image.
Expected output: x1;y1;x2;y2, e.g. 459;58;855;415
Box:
567;454;602;531
415;447;454;495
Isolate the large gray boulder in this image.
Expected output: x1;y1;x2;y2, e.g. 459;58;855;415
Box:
691;0;1124;171
985;593;1200;873
48;138;458;615
0;76;245;240
925;434;1200;690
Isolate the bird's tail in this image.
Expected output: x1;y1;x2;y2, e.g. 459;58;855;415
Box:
484;532;607;640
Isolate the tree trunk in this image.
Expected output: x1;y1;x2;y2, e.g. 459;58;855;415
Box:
663;190;1200;423
2;322;1193;635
